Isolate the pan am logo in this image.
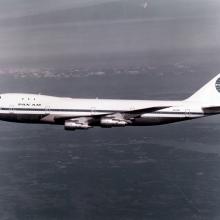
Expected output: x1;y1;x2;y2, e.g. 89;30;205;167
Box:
216;78;220;92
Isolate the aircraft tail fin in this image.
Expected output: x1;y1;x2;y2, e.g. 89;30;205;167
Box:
186;73;220;105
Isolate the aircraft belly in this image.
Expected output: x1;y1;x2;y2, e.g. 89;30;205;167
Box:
0;113;45;123
132;116;188;126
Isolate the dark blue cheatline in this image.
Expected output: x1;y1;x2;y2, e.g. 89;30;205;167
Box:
0;107;209;115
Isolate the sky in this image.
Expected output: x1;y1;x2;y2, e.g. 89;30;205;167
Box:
0;0;220;66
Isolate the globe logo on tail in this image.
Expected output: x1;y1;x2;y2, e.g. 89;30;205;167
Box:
216;78;220;92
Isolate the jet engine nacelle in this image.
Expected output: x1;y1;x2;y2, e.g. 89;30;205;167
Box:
100;118;128;127
64;120;91;130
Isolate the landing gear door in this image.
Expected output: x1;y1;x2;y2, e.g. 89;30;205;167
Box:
45;106;50;114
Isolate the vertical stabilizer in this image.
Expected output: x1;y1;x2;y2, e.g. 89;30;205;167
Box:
186;73;220;105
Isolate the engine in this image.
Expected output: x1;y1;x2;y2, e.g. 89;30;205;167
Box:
64;120;91;130
100;118;128;127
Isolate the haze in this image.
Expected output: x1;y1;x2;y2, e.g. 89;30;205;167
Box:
0;0;220;66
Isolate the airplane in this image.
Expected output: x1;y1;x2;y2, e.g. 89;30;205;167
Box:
0;73;220;131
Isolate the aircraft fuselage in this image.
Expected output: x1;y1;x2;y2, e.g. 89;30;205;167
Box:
0;93;205;128
0;73;219;130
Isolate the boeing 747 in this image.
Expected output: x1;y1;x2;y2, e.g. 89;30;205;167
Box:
0;73;219;130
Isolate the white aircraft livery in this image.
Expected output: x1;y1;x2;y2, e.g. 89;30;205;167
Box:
0;73;220;130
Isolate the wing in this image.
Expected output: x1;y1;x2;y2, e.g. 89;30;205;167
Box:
122;106;171;119
54;106;170;125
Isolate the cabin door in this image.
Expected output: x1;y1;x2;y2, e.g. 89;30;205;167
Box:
45;106;50;114
91;107;96;115
185;109;191;118
9;105;14;113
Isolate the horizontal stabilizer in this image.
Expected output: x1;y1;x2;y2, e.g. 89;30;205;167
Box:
203;106;220;113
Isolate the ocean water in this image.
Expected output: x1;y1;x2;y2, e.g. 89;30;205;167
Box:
0;61;220;219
